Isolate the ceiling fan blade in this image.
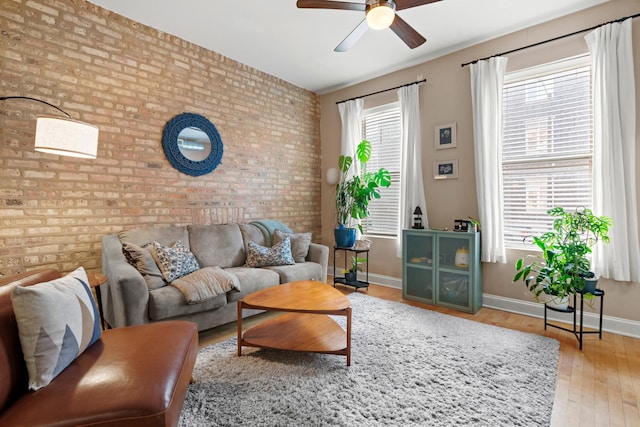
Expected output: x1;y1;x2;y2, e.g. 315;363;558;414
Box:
335;19;369;52
395;0;442;11
390;14;426;49
296;0;366;11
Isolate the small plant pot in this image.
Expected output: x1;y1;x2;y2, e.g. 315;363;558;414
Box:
581;274;598;294
344;272;357;284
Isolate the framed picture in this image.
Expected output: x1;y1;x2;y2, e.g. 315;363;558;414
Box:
434;159;458;180
435;123;456;150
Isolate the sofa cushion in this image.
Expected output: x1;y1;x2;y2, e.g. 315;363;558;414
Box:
246;237;295;268
225;267;281;303
273;229;312;263
239;223;267;255
148;286;227;321
188;224;246;268
118;226;190;249
10;267;101;390
171;267;240;304
265;262;324;284
144;241;200;282
122;242;166;290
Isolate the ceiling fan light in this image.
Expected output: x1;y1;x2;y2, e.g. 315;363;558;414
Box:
366;1;396;30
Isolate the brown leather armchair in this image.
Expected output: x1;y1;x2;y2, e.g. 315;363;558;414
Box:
0;269;198;427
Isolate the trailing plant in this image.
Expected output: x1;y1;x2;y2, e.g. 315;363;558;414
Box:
335;140;391;233
513;206;613;302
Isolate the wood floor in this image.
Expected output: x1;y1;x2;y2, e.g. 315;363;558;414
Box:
199;282;640;427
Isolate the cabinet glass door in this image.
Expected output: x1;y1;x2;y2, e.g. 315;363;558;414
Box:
436;235;472;310
405;266;433;302
403;232;434;303
438;272;470;307
406;233;433;266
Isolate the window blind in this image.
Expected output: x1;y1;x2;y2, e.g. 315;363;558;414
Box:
361;103;401;236
502;62;593;248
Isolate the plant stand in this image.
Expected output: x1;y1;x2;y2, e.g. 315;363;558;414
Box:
544;289;605;350
333;246;369;291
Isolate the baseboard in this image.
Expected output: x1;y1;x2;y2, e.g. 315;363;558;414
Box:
366;273;402;289
329;266;640;339
483;293;640;339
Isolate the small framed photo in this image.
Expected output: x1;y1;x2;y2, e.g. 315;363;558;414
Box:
434;159;458;180
435;123;456;150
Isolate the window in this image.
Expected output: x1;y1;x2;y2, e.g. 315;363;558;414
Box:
361;102;401;236
502;56;593;248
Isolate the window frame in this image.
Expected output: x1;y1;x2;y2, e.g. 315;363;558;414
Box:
360;101;401;238
502;55;594;250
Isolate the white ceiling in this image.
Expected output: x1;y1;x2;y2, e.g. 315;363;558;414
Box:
89;0;611;94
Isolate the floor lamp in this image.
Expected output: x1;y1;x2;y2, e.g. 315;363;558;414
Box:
0;96;99;159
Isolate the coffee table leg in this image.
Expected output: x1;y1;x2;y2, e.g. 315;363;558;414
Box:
237;300;243;357
346;306;352;366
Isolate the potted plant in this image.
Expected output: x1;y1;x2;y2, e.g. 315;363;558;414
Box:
334;139;391;247
513;206;613;309
341;256;367;284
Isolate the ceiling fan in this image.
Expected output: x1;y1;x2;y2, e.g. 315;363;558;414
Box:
296;0;442;52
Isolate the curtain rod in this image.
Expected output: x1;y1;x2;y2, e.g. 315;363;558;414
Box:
336;79;426;105
461;12;640;68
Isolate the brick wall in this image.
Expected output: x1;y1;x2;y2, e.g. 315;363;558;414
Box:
0;0;321;276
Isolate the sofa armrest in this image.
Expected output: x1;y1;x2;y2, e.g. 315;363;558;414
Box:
101;234;150;328
307;243;329;283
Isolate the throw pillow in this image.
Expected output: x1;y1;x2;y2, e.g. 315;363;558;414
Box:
246;236;296;268
273;229;312;263
122;241;166;290
10;267;102;390
144;240;200;282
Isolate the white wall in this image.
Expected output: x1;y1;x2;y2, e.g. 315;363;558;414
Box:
319;0;640;329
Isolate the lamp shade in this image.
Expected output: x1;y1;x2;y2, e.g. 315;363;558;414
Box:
366;1;396;30
35;116;99;159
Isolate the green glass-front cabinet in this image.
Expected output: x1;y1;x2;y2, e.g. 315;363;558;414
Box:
402;229;482;313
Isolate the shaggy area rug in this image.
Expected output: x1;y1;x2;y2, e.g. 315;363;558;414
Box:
179;292;559;427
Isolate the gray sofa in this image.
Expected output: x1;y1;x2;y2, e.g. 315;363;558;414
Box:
101;222;328;331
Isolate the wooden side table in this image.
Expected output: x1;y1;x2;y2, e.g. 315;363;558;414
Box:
88;272;107;330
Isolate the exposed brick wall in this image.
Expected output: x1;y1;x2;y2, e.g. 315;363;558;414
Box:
0;0;321;276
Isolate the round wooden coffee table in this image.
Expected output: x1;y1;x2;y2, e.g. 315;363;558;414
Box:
237;280;352;366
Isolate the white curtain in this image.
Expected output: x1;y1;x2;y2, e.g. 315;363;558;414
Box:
338;99;364;175
586;19;640;283
396;84;428;257
470;57;508;263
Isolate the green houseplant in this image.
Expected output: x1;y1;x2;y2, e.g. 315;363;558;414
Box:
513;207;613;309
334;139;391;248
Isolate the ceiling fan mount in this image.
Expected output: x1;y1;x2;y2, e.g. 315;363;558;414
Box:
296;0;442;52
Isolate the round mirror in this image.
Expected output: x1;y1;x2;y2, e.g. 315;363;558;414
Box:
177;127;212;161
162;113;223;176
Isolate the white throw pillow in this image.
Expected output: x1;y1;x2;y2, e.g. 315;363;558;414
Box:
10;267;102;390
